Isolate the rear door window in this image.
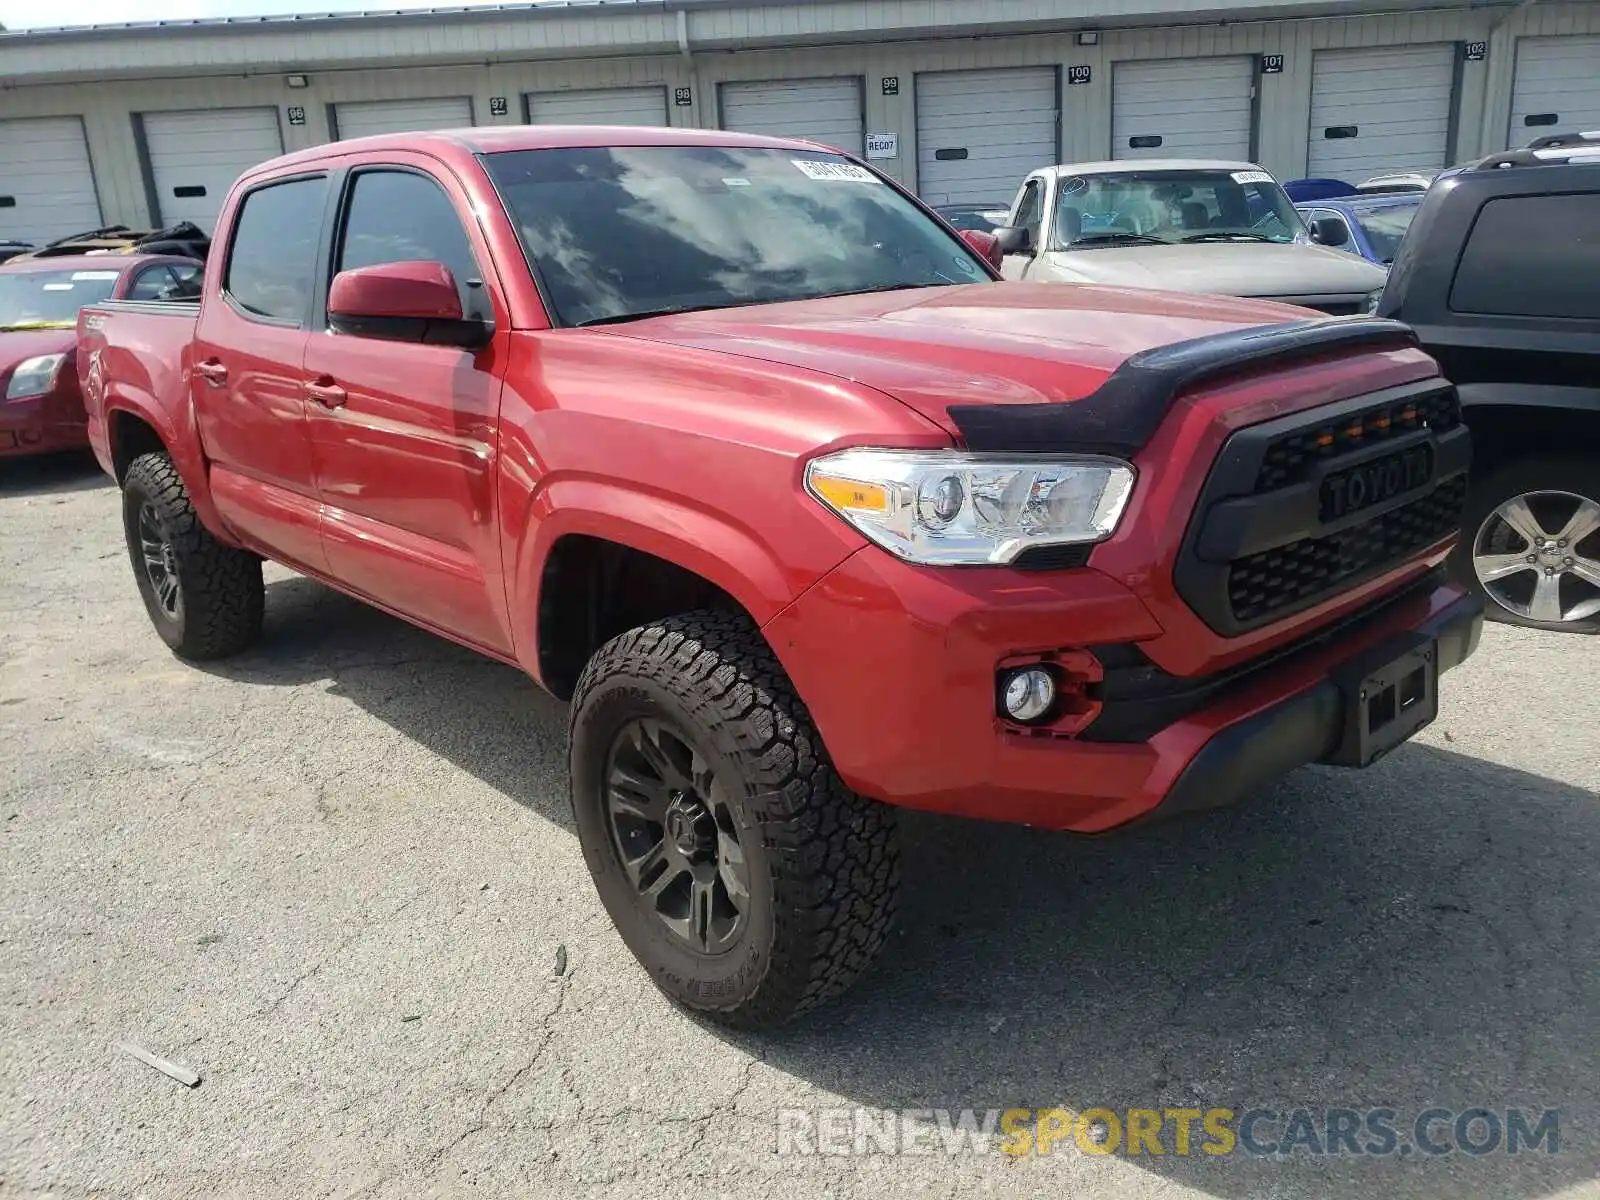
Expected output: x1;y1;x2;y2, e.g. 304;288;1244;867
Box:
1450;193;1600;319
129;263;204;301
224;177;328;323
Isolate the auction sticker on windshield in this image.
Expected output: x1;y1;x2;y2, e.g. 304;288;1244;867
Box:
792;159;878;183
1232;170;1274;184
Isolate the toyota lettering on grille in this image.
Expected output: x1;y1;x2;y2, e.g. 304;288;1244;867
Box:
1320;443;1435;522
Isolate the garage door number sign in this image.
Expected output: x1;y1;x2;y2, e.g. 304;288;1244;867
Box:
286;106;306;126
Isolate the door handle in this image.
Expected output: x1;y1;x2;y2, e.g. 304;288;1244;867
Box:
304;378;347;409
195;359;228;386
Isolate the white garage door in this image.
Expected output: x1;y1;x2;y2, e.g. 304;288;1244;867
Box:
525;87;669;126
916;67;1058;206
719;78;863;153
141;108;284;231
1509;36;1600;148
1113;57;1254;161
333;97;473;141
0;117;102;248
1307;45;1455;180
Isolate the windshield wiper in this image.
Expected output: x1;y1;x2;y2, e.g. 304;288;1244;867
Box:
816;280;958;299
576;303;737;327
578;281;957;325
1179;232;1275;243
1068;233;1170;247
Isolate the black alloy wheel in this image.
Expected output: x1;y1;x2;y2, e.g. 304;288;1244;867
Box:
604;716;752;955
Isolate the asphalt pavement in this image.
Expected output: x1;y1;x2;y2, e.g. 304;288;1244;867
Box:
2;452;1598;1200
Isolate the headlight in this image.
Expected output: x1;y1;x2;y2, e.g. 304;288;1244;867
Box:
805;448;1135;565
5;353;66;400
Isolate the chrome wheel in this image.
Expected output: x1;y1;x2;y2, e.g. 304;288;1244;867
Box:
1472;489;1600;624
604;717;751;955
136;501;182;620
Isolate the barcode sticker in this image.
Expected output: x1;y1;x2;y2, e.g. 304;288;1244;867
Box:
791;159;877;183
1232;170;1274;185
72;270;120;281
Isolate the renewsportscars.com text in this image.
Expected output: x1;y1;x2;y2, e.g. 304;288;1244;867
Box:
776;1106;1561;1158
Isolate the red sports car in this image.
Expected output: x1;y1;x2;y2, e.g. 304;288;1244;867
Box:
1;254;201;458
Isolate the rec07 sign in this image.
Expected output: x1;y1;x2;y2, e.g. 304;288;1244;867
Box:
864;133;897;160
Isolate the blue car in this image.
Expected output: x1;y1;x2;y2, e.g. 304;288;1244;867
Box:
1292;192;1424;267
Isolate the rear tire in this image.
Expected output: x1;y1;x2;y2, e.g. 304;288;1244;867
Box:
1450;455;1600;633
569;610;899;1029
122;451;264;660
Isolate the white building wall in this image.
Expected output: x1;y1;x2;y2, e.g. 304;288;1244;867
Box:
1479;1;1600;150
0;1;1595;229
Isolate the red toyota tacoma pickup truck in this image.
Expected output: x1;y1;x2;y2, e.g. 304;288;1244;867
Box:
79;127;1481;1028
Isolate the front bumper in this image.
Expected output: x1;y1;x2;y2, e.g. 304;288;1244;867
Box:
0;390;88;458
764;548;1481;833
1145;586;1479;824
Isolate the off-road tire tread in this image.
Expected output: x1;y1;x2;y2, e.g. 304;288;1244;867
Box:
570;609;899;1028
124;451;263;660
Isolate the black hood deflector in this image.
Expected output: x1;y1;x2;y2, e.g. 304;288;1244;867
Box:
946;316;1419;458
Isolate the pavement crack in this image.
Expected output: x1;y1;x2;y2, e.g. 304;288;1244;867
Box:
422;959;579;1177
679;1040;765;1160
251;889;426;1019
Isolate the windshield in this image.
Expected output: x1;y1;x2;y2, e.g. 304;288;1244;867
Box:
1351;200;1421;264
1050;169;1305;248
483;146;991;326
0;268;120;329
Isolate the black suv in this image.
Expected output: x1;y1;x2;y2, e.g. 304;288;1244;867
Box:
1377;145;1600;632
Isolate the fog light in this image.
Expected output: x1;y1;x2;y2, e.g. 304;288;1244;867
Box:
1001;667;1056;722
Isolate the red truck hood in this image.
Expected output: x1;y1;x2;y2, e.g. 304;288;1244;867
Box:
606;282;1312;434
0;327;74;369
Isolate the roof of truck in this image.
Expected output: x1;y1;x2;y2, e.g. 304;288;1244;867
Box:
1042;159;1265;176
249;124;850;179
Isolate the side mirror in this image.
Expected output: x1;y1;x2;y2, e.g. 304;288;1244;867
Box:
991;225;1035;257
958;228;1005;271
327;260;491;348
1308;217;1350;248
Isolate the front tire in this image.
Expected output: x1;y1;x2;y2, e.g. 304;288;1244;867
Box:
569;610;899;1029
1451;456;1600;632
122;451;264;660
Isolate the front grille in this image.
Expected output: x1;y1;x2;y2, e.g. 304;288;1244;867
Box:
1172;379;1473;636
1257;389;1462;492
1226;476;1467;624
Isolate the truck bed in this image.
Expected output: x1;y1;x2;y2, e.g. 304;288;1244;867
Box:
77;299;201;479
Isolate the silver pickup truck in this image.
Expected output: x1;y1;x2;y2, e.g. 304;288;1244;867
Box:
995;158;1389;315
